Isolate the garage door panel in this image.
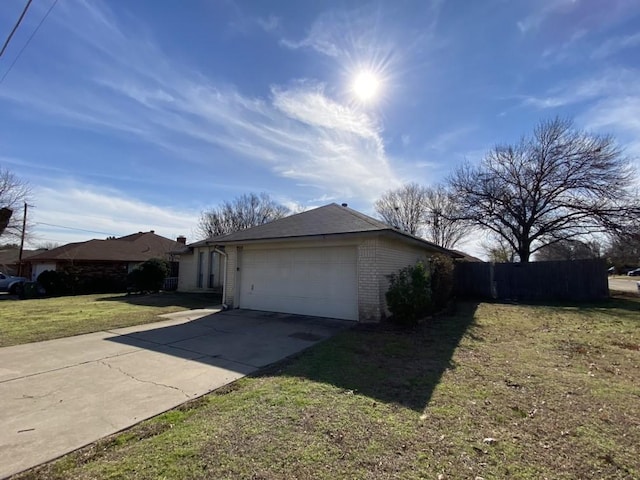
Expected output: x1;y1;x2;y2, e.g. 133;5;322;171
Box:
239;246;358;321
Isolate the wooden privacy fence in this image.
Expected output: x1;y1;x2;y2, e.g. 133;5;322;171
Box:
454;259;609;301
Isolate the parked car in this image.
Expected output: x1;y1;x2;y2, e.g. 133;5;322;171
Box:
0;271;28;294
627;268;640;277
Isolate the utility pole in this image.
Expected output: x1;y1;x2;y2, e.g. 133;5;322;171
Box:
18;202;27;277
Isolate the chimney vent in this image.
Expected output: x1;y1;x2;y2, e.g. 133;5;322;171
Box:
341;203;348;207
150;230;155;234
177;235;186;245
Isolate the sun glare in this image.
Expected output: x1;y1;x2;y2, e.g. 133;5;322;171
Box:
352;71;380;102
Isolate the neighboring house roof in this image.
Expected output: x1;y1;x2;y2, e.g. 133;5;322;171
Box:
0;248;47;266
451;250;485;262
190;203;461;257
25;232;182;263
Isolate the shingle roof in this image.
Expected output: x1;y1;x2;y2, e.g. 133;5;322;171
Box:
25;232;181;263
0;248;46;266
190;203;458;256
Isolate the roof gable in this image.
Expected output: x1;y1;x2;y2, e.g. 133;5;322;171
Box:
191;204;388;246
190;203;458;257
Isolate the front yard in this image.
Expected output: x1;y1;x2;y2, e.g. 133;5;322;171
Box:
12;295;639;479
0;292;220;347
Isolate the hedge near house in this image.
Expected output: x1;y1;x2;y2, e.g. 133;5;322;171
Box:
429;254;454;310
385;255;455;326
385;261;432;326
128;258;169;293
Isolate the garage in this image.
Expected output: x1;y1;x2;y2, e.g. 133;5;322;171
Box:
238;246;358;321
181;203;459;322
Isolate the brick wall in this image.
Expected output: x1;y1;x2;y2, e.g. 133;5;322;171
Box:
357;238;381;322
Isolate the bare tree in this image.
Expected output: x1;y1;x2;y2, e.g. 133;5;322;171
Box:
374;183;427;236
0;167;30;240
449;118;640;262
35;241;61;250
375;183;468;248
423;184;469;249
482;236;517;263
606;225;640;271
197;192;289;238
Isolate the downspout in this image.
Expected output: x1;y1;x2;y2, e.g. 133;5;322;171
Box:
213;247;228;310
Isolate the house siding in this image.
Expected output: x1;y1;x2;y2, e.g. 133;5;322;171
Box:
177;246;223;292
177;253;197;291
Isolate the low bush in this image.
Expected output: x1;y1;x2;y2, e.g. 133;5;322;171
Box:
37;270;70;296
430;254;455;310
385;255;455;326
385;261;432;326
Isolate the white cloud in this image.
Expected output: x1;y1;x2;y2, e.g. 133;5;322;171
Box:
279;1;443;63
517;0;579;34
27;181;199;248
279;11;347;57
257;14;280;33
521;68;639;109
591;32;640;59
579;96;640;161
424;126;476;152
0;0;402;203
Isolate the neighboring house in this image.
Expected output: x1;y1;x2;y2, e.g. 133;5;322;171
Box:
451;250;485;262
0;247;47;278
25;231;185;291
178;203;461;322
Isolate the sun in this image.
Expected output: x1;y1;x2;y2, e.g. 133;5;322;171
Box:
352;71;380;102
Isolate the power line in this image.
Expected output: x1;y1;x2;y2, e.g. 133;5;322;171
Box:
0;0;33;58
0;0;58;84
35;222;116;237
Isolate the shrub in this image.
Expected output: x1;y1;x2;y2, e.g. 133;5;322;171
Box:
429;254;455;310
385;261;432;326
128;258;169;293
37;270;70;296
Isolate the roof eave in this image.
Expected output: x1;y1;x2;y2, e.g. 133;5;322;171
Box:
190;229;460;257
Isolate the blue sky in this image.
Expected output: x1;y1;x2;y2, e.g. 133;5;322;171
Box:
1;0;639;252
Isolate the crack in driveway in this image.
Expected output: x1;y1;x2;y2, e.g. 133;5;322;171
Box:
98;360;191;399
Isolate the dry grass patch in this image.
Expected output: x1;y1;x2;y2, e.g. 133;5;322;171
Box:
12;296;640;479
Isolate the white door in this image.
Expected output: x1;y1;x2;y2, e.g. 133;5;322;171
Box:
239;246;358;321
32;263;56;282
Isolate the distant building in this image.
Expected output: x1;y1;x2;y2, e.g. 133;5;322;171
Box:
24;231;185;293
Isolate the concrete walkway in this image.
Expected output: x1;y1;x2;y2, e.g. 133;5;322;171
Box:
0;309;352;478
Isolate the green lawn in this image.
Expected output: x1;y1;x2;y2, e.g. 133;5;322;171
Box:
0;292;220;347
12;295;640;479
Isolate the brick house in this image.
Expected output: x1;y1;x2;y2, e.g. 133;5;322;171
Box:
178;203;460;322
0;247;47;278
25;231;185;292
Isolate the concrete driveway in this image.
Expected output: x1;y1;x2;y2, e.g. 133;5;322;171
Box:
609;276;640;293
0;309;352;478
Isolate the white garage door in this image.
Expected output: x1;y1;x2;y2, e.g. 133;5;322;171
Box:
239;246;358;321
